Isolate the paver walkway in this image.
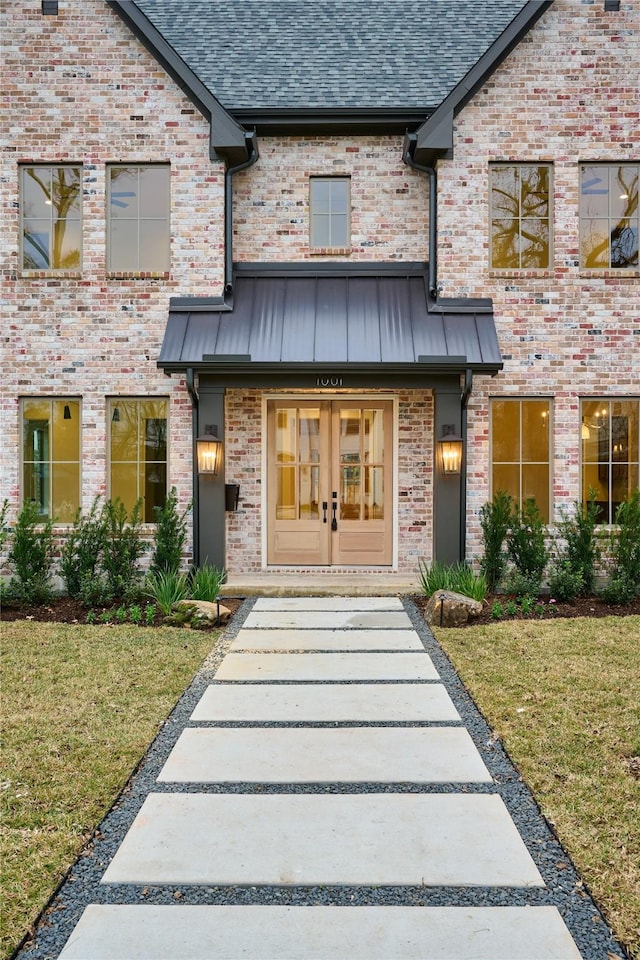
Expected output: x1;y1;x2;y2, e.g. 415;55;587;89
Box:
33;597;625;959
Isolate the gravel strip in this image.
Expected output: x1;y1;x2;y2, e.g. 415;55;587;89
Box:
15;595;628;960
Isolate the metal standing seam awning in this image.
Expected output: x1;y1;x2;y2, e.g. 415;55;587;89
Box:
158;262;503;378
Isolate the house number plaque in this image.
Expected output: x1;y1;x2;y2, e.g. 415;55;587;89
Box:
316;376;343;387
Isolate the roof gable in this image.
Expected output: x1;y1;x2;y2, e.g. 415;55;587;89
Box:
129;0;531;125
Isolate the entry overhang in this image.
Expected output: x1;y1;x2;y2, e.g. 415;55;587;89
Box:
158;262;503;378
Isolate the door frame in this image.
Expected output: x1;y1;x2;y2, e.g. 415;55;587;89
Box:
261;393;399;569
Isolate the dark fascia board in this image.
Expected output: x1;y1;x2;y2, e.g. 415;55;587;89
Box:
107;1;250;163
170;296;233;312
159;360;502;378
233;261;430;279
412;0;554;163
231;107;433;137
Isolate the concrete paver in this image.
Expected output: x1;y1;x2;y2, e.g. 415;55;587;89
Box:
101;792;544;887
157;726;492;783
50;595;595;960
253;596;405;610
190;681;461;722
59;905;582;960
242;610;414;629
214;651;439;680
230;627;424;650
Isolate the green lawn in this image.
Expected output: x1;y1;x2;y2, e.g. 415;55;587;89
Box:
0;622;220;958
433;616;640;959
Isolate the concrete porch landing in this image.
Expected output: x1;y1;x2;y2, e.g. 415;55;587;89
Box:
220;572;419;597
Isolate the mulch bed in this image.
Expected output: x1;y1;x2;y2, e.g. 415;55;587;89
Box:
2;593;638;626
413;592;640;626
0;595;245;626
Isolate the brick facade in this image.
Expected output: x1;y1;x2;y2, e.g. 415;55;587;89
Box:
1;0;637;579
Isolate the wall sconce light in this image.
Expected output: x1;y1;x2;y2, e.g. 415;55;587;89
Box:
197;424;223;476
438;424;463;475
112;406;120;423
63;404;72;420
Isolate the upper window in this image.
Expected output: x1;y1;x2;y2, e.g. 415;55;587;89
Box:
309;177;350;249
580;164;638;269
21;165;82;271
107;165;170;272
490;164;551;269
581;399;639;524
21;398;81;522
108;398;168;522
491;398;551;522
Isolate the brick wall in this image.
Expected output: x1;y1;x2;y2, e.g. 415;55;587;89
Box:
234;136;428;262
2;0;637;577
1;0;226;557
436;0;639;559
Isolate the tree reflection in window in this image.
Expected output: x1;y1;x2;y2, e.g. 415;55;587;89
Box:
490;164;551;269
21;166;81;270
580;164;639;269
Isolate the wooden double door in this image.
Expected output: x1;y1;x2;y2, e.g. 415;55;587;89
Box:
267;399;393;566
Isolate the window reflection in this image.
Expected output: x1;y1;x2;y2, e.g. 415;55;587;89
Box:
21;166;81;270
490;165;551;269
580;165;639;269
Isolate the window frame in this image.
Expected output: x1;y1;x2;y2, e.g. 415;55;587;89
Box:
579;163;639;270
580;397;640;524
489;162;553;271
20;397;81;522
107;398;169;522
20;164;82;273
309;176;351;251
490;397;553;522
106;163;171;274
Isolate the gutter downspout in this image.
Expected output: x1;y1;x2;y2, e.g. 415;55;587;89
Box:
224;133;259;294
402;131;438;299
186;368;199;566
460;368;473;562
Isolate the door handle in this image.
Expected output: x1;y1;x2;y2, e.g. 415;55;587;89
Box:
322;501;328;523
331;500;338;531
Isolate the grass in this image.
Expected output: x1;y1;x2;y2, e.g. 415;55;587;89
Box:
433;616;640;959
0;622;220;958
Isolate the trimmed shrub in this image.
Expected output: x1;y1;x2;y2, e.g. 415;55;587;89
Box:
479;491;512;592
7;500;56;603
505;497;549;597
150;488;191;577
59;496;107;601
101;497;146;602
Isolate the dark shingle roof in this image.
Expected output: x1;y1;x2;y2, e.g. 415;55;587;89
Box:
133;0;528;112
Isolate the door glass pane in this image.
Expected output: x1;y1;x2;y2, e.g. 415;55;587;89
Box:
340;409;361;463
299;410;320;463
363;408;384;463
299;465;319;519
276;466;296;520
364;466;384;520
276;409;296;463
341;466;361;520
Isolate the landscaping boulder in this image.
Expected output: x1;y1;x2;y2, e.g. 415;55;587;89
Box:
167;599;232;629
424;590;483;627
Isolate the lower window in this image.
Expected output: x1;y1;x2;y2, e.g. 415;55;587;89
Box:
109;398;168;521
490;398;551;521
581;398;639;523
21;398;80;522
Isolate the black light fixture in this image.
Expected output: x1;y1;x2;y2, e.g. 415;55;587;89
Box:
112;406;120;423
63;404;71;420
197;424;223;476
437;425;464;476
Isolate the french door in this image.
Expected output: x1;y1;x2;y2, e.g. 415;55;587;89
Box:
266;399;393;565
